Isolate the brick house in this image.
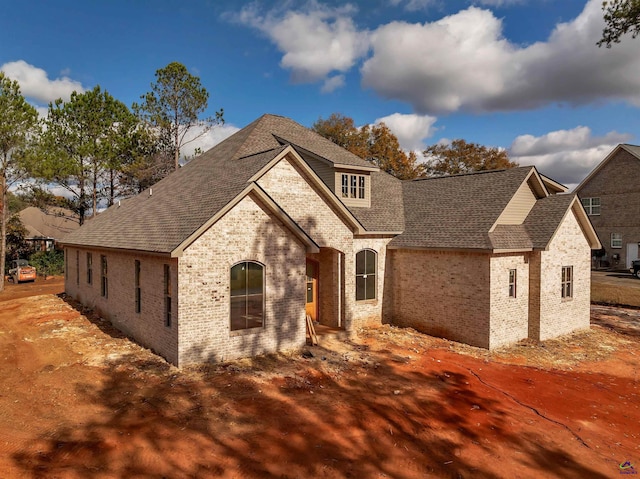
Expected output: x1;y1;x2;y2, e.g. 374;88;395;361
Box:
574;144;640;271
61;114;600;366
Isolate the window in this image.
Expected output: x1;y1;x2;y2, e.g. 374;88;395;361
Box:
508;269;517;298
86;253;92;284
100;255;108;298
76;251;79;285
340;173;366;200
611;233;622;249
164;264;172;327
581;197;600;215
561;266;573;299
356;249;377;301
341;174;349;198
230;261;264;331
135;260;141;314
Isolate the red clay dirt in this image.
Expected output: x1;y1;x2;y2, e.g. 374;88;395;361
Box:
0;280;638;478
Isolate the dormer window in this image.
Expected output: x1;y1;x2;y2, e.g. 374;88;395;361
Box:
341;173;366;199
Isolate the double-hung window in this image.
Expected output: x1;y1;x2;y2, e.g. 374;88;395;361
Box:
508;269;517;298
86;252;92;284
100;255;108;298
164;264;172;327
581;197;600;215
135;260;141;314
340;173;366;200
230;261;264;331
356;249;377;301
561;266;573;299
611;233;622;249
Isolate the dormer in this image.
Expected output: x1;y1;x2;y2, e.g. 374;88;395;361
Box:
335;168;373;208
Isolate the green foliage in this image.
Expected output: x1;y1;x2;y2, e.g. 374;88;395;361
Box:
598;0;640;47
423;139;518;176
4;215;30;271
36;86;139;223
29;249;65;277
0;72;40;290
313;113;425;180
134;62;224;171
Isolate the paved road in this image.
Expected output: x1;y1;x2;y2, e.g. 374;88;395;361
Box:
592;270;640;288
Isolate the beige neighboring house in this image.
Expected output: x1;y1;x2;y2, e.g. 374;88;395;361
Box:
18;206;79;252
574;144;640;271
61;114;600;366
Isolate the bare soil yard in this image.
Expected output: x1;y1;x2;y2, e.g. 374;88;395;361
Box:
0;278;639;478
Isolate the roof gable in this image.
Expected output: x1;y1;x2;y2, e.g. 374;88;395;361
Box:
390;167;535;251
574;143;640;193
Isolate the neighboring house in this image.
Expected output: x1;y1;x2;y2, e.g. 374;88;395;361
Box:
18;207;79;252
61;114;600;366
574;144;640;270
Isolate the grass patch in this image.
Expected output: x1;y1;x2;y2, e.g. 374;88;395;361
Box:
591;282;640;308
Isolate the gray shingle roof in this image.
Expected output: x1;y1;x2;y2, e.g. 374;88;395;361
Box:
389;167;534;250
62;113;578;255
62;145;285;253
523;194;576;249
349;170;405;232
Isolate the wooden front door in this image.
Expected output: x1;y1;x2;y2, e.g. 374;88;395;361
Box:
305;259;318;321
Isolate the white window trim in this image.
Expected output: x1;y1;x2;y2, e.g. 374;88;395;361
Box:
581;197;600;216
611;233;622;249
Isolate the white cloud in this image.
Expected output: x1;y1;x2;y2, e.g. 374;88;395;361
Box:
389;0;438;11
362;0;640;113
321;74;346;93
1;60;85;104
509;126;633;188
374;112;438;150
474;0;525;6
236;2;369;84
180;123;241;159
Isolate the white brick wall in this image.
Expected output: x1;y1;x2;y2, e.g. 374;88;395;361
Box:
535;210;591;340
65;248;179;364
489;254;530;348
178;192;307;365
388;249;492;348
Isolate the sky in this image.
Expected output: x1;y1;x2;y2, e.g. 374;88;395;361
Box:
1;0;639;190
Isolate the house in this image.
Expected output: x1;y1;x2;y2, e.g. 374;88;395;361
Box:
574;144;640;270
61;114;600;366
18;206;79;252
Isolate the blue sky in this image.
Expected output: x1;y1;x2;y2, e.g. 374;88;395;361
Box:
2;0;639;188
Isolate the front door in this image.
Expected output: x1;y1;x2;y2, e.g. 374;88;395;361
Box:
305;259;318;321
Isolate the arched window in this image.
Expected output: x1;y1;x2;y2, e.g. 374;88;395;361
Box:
356;249;377;301
230;261;264;331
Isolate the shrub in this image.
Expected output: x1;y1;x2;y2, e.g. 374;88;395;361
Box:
29;250;65;278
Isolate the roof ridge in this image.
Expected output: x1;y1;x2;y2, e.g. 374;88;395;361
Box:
411;166;531;182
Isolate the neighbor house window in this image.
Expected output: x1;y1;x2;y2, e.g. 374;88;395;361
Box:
561;266;573;299
164;264;172;327
611;233;622;249
230;261;264;331
508;269;517;298
76;251;79;285
135;260;141;314
356;249;377;301
86;252;92;284
100;255;108;298
581;197;600;215
340;173;366;199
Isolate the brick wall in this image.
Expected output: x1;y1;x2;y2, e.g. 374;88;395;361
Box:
535;210;591;340
578;148;640;268
488;254;529;348
388;249;492;348
177;192;307;365
64;247;179;364
257;155;393;331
